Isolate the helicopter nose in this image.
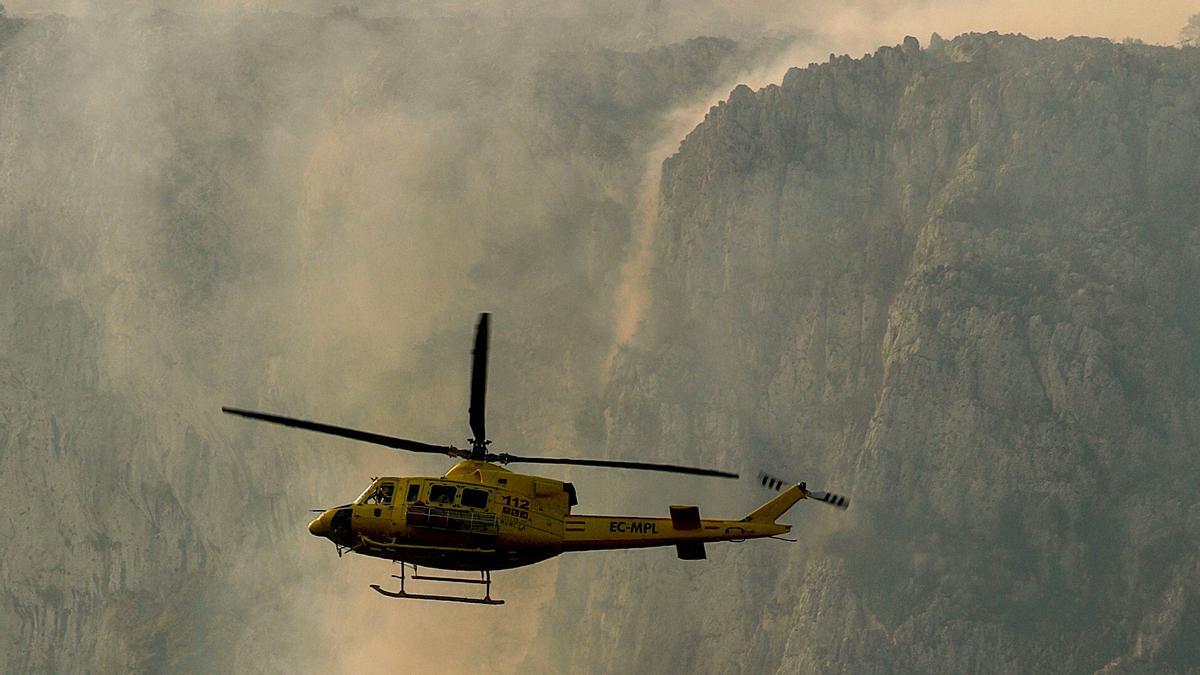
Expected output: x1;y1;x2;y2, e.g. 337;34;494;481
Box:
308;510;333;537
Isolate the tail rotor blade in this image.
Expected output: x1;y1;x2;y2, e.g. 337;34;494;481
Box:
807;490;850;509
758;470;791;492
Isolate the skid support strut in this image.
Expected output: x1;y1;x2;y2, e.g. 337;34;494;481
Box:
370;564;504;605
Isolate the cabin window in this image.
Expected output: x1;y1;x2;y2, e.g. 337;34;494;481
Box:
461;488;489;509
406;483;421;502
429;484;457;505
365;482;395;506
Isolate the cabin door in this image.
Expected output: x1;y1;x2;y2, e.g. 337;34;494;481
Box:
360;480;398;533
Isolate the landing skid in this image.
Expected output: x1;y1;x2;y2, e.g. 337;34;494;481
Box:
370;564;504;605
369;586;505;605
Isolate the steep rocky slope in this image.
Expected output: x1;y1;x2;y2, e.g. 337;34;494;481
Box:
530;34;1200;673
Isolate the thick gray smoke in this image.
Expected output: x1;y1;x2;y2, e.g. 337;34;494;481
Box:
0;4;791;671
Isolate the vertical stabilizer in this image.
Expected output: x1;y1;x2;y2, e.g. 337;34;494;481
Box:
744;484;806;524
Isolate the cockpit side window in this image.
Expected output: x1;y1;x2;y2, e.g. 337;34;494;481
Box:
429;484;457;505
406;483;421;502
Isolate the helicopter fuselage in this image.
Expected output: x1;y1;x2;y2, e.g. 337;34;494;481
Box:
228;313;845;603
308;460;800;572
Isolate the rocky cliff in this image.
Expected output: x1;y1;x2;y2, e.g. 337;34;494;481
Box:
530;34;1200;673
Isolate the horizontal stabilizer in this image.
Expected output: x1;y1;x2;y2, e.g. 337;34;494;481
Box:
676;542;706;560
670;505;701;530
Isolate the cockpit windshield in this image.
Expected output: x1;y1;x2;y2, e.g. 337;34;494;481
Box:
354;482;378;504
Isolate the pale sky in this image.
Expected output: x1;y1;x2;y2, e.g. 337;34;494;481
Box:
812;0;1198;49
5;1;1197;47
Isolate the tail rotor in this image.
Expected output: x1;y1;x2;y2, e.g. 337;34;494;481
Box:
757;470;850;510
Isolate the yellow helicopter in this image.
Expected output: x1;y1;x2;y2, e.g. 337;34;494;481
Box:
223;314;848;605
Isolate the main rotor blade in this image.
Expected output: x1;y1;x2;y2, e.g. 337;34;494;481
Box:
495;453;738;478
469;312;490;443
222;407;455;456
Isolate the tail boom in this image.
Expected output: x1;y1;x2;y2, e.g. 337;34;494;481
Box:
560;514;788;553
560;486;819;554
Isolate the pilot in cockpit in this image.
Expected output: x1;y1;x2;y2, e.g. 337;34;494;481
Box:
364;483;395;505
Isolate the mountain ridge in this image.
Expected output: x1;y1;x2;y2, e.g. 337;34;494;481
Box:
528;32;1200;673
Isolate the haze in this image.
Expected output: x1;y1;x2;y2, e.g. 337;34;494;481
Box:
1;0;1197;672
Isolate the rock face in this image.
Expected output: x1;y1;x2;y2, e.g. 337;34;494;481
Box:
531;34;1200;673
